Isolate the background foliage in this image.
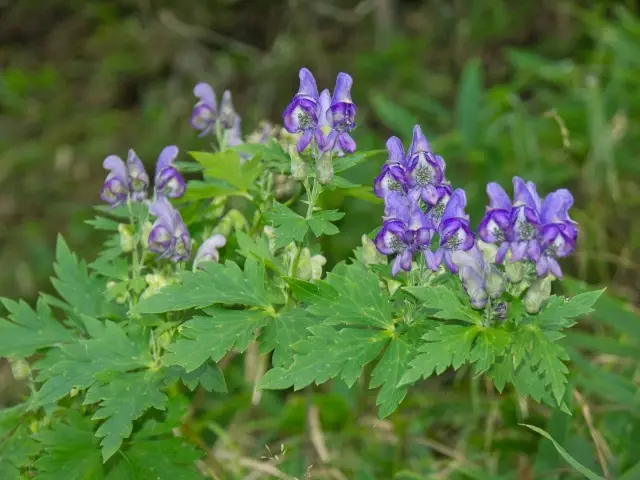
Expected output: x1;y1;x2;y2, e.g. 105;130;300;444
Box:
1;0;640;478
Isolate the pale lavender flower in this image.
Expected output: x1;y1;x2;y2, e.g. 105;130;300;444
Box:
322;73;356;154
148;197;191;262
191;82;217;135
101;155;130;207
194;234;227;268
283;68;321;152
154;145;185;199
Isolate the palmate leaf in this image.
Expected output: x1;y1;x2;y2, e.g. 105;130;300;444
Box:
190;150;262;191
31;318;152;408
399;324;480;387
163;308;270;372
369;336;414;418
84;371;168;461
265;202;309;249
260;307;316;368
0;403;39;479
260;326;389;390
133;258;271;314
172;363;227;393
0;297;75;357
533;290;605;330
404;284;483;325
307;210;344;237
469;328;511;375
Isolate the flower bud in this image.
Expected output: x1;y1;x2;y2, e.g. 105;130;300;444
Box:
484;265;506;299
362;234;386;265
273;174;295;199
477;240;498;264
140;221;153;248
505;261;525;284
315;150;334;185
118;223;135;253
310;254;327;281
263;226;277;253
289;145;308;181
10;358;30;380
523;276;553;314
295;248;313;281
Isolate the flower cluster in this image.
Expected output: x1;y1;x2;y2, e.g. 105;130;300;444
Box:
283;68;356;154
100;146;185;207
191;83;237;135
478;178;578;278
374;125;474;276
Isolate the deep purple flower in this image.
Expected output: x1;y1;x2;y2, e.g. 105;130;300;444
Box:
148;197;191;262
374;164;409;198
425;189;475;273
406;125;445;205
424;183;453;229
385;136;409;167
154;145;185;199
375;219;432;276
194;234;227;268
101;155;130;207
478;182;514;263
283;68;321;152
126;150;150;202
322;73;356;154
191;83;217;135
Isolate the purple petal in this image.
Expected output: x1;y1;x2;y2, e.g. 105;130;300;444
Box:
510;241;528;261
338;133;356;153
408;125;431;157
317;89;331;128
193;82;216;109
195;234;226;264
536;255;549;277
486;182;511;211
296;68;319;100
283;97;318;134
373;164;407;198
191;103;215;132
100;177;128;206
149;196;176;232
321;129;338;152
391;255;403;277
496;243;509;264
443;250;458;273
148;222;173;255
155;145;179;173
103;155;127;180
330;73;353;105
415;227;432;246
452;245;484;277
172;232;191;262
383;191;410;222
441;189;467;223
155;167;186;199
540;189;575;225
527;239;541;261
425;248;444;271
548;257;563;278
297;130;314;153
512;177;538;211
527;181;542;212
386;137;405;165
375;220;407;255
226;114;243;147
478;209;510;244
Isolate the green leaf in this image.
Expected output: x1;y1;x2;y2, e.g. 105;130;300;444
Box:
33;412;104;480
369;336;414;418
163;308;270;372
307;210;345;237
235;231;284;274
399;325;480;387
32;319;152;408
261;308;315;368
84;371;168;461
369;92;418;137
456;58;483;148
85;216;120;231
529;329;570;404
307;263;394;329
260;326;389;390
521;424;605;480
133;258;271;314
182;179;238;201
176;363;227;393
534;290;605;330
404;285;483;324
190;151;249;190
265;202;309;249
469;328;511;375
0;298;75;357
51;235;118;319
0;404;39;478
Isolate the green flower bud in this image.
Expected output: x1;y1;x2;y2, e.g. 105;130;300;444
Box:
289;145;308;181
485;265;506;298
477;240;498;264
295;248;313;281
140;221;153;249
315;150;334;185
118;223;135;253
310;254;327;281
10;358;30;380
505;261;525;284
361;235;386;265
523;276;553;314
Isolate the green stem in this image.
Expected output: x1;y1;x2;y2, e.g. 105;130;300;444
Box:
127;198;142;306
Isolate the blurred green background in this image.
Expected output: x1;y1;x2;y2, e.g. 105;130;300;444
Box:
2;1;640;477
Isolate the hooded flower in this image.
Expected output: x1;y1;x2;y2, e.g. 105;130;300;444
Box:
148;197;191;262
510;177;542;262
425;189;475;273
478;182;514;263
126;150;150;201
154;145;185;199
191;82;217;135
373;136;410;199
406;125;446;205
322;73;356;154
283;68;321;152
194;234;226;269
101;155;130;207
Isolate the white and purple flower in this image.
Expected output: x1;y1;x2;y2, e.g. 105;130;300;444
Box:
154;145;185;199
148;197;191;263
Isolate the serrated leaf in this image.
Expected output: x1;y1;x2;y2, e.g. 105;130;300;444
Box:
85;216;120;231
469;328;511;375
33;412;104;480
369;336;414;418
182;179;238;201
283;277;336;304
32;319;152;408
265;202;308;249
133;259;270;314
529;329;570;404
399;325;480;387
0;404;39;478
260;326;388;390
0;298;75;357
235;231;284;274
51;235;118;318
404;285;483;325
163;308;270;372
521;424;605;480
307;263;393;329
307;210;344;237
190;151;248;190
261;308;315;368
534;290;605;330
176;363;227;393
84;371;168;461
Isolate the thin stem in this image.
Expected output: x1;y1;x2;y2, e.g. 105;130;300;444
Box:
127;198;142;306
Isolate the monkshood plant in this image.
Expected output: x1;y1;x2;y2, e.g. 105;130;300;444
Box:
0;67;603;477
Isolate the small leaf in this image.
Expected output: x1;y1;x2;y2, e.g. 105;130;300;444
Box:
521;424;605;480
534;290;605;330
178;363;227;393
469;328;511;375
261;308;315;368
307;210;345;237
190;151;247;190
265;202;309;249
133;259;271;313
404;285;483;325
369;336;414;418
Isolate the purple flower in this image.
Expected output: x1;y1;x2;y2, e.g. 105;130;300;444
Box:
406;125;445;205
374;164;409;198
148;197;191;262
425;189;475;273
191;83;217;135
478;182;514;263
509;177;542;262
126;150;150;202
101;155;130;207
424;183;453;229
154;145;185;199
322;73;356;154
283;68;321;152
375;219;432;276
194;234;226;268
385;136;410;167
